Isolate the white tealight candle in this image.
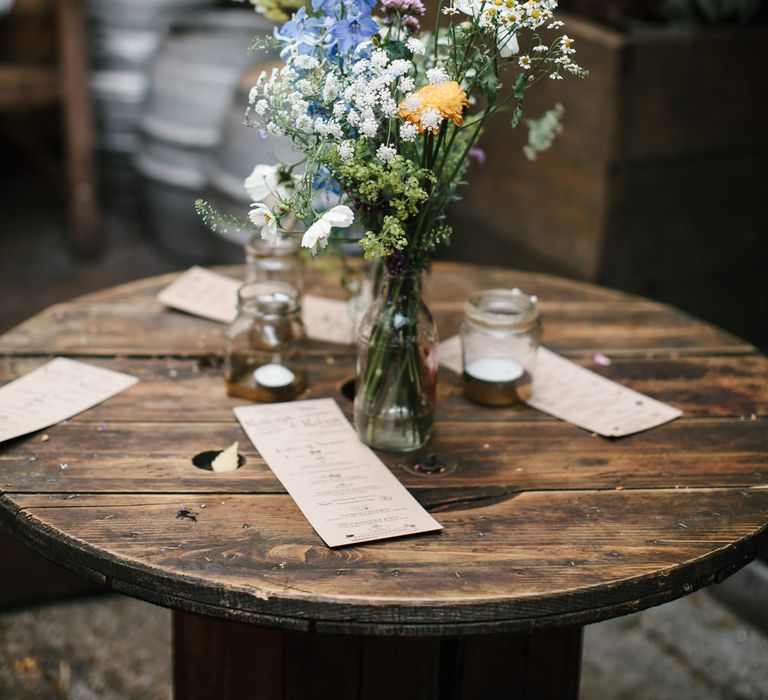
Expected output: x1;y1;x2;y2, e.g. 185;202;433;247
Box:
253;363;295;388
465;357;524;383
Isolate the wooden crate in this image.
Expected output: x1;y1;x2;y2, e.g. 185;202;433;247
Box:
449;14;768;347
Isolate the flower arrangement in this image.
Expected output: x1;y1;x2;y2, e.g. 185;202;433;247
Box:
223;0;583;269
200;0;584;450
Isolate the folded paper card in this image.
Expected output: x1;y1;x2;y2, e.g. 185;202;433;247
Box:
0;358;138;444
302;295;360;345
156;266;240;324
234;398;442;547
438;336;681;437
158;267;359;344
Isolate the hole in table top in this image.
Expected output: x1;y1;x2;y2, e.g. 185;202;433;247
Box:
340;377;356;401
192;450;245;471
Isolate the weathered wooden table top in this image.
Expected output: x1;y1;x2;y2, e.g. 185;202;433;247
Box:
0;262;766;636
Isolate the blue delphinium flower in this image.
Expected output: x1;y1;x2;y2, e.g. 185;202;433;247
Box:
275;8;324;56
330;15;379;54
312;0;341;14
313;165;343;196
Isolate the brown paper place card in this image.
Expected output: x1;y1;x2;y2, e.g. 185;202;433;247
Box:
438;336;682;437
0;358;138;444
157;267;360;344
156;266;240;324
234;398;442;547
302;295;361;345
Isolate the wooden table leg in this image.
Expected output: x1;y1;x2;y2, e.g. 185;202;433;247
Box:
56;0;102;257
173;611;583;700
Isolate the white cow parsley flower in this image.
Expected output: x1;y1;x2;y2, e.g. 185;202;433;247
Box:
360;118;378;138
376;144;397;163
406;37;426;55
426;67;449;85
420;107;442;132
400;122;419;142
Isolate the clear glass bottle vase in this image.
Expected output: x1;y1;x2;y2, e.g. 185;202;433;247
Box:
353;271;438;452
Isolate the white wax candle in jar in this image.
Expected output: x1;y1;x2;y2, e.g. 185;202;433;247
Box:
253;363;296;388
463;357;531;406
465;357;524;383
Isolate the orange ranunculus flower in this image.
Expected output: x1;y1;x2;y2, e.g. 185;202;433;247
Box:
398;81;469;133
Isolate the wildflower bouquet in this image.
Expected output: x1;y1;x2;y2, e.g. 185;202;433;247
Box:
208;0;584;450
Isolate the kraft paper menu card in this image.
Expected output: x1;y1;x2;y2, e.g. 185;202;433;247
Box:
527;348;682;437
157;267;360;344
234;398;442;547
438;335;464;375
157;266;240;324
0;358;138;444
438;336;681;437
302;295;360;345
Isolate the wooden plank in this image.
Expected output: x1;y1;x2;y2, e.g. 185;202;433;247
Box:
359;637;441;700
1;417;765;494
2;489;766;633
1;353;764;424
0;65;60;109
171;615;575;700
457;627;582;700
173;610;282;700
0;527;103;608
0;297;750;357
56;0;101;256
283;630;362;700
2;263;751;357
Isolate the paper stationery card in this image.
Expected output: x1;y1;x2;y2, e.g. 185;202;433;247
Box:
157;266;240;324
438;336;681;437
526;348;682;437
302;295;360;345
234;398;442;547
157;267;360;344
438;335;464;375
0;358;138;444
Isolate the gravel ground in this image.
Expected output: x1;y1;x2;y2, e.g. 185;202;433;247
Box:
0;589;766;699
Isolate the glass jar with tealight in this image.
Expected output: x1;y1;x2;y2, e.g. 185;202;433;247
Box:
460;288;541;406
224;281;308;403
244;234;304;294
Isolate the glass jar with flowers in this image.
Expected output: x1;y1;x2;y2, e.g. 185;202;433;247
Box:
198;0;585;450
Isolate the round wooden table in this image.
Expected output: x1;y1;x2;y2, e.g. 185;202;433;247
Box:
1;263;766;699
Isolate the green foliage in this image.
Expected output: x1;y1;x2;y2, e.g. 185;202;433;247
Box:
360;216;408;259
194;200;256;238
248;34;281;55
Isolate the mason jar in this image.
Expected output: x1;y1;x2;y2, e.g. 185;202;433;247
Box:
460;288;541;407
244;234;304;294
224;281;307;402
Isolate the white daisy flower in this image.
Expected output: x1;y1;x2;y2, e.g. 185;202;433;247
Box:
244;164;288;205
249;203;280;245
301;205;355;254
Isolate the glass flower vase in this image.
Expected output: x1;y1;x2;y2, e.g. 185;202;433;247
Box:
353;269;438;452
